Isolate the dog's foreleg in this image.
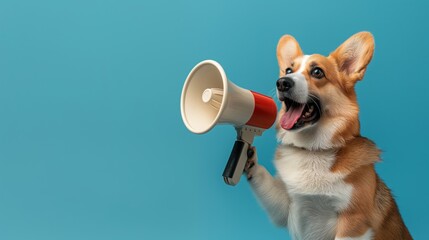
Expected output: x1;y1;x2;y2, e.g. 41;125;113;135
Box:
245;147;290;227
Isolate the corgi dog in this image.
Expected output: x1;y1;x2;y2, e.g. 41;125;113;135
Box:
244;32;412;240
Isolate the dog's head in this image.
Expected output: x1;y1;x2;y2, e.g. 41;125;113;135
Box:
276;32;375;150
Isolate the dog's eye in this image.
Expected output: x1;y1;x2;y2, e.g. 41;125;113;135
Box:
311;67;324;79
285;68;293;74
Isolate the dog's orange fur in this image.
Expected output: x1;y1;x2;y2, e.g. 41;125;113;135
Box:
276;32;412;239
331;137;411;239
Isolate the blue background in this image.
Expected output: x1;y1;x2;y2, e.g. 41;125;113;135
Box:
0;0;427;239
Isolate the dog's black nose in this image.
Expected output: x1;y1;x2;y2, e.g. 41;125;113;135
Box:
276;77;295;92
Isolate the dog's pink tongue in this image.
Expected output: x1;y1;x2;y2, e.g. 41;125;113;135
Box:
280;104;305;130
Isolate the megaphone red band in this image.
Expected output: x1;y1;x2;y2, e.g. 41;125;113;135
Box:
246;91;277;129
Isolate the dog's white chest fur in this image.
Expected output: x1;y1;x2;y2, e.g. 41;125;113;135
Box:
274;146;353;240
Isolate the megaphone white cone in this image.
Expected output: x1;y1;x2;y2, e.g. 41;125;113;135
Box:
181;60;277;134
181;60;253;134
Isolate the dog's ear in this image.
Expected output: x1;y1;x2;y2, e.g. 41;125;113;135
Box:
329;32;375;87
277;35;303;73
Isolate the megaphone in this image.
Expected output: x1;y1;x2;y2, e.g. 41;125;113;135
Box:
180;60;277;186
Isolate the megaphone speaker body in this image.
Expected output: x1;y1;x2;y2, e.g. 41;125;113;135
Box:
181;60;277;186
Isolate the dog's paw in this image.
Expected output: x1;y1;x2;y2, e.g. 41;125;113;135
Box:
244;146;258;180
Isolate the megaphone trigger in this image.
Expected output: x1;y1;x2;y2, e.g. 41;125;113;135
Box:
222;126;263;186
247;146;255;159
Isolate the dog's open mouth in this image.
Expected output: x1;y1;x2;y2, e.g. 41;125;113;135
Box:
280;95;321;130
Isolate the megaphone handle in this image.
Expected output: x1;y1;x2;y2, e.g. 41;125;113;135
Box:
222;140;250;186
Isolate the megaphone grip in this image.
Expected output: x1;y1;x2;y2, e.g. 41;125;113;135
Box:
222;140;249;186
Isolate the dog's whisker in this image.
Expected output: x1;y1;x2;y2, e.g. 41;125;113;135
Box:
270;87;281;103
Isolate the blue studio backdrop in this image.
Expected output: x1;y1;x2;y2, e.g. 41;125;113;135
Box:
0;0;427;239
